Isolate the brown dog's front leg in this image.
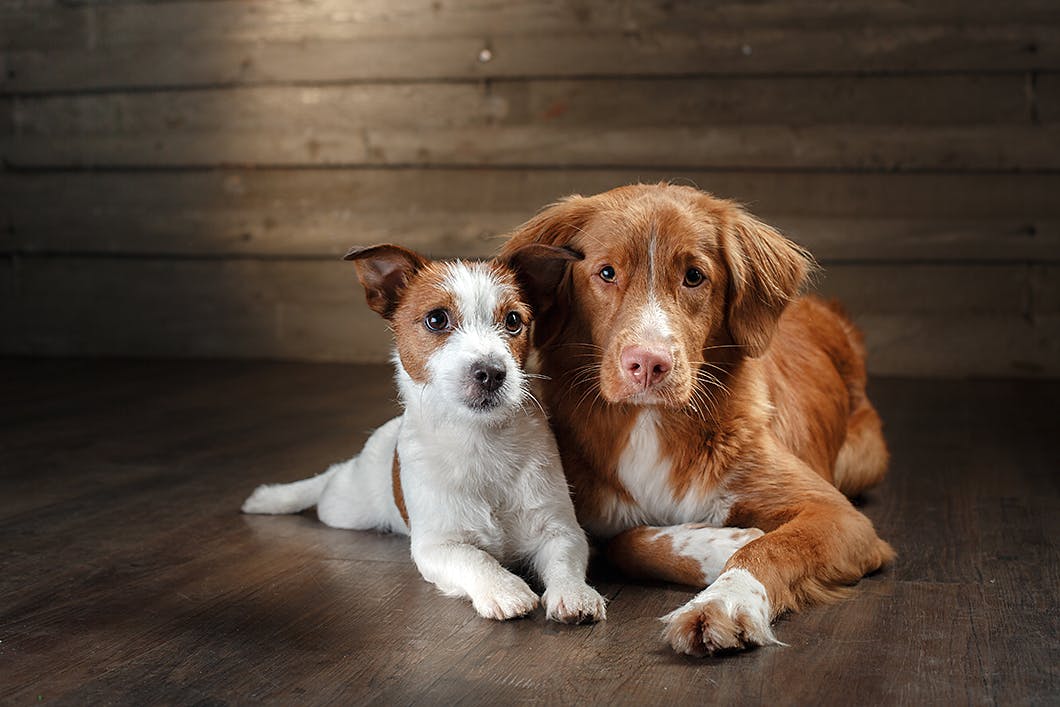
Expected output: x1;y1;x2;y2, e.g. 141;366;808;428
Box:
661;458;895;656
605;523;764;587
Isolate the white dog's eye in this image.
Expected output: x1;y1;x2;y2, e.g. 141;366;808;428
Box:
504;311;523;335
424;309;451;332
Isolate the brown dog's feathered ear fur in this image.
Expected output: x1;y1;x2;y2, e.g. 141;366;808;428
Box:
343;244;429;319
501;244;583;317
722;211;813;358
499;196;593;349
498;195;593;256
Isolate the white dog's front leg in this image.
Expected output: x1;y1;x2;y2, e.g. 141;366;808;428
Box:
411;540;539;620
530;528;607;624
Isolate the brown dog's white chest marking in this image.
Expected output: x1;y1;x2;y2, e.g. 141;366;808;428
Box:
587;409;735;538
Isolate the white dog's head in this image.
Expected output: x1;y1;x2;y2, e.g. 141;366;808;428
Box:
345;243;580;426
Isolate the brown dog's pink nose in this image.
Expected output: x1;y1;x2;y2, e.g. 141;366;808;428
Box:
621;346;672;389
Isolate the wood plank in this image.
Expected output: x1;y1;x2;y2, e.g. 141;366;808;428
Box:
9;75;1030;133
6;125;1052;172
7;0;1060;53
4;20;1058;92
1035;72;1060;124
4;75;1039;170
3;171;1058;262
3;258;1058;375
1;361;1057;703
4;87;1052;169
0;257;390;362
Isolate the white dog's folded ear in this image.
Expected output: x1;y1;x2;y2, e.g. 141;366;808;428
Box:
721;212;814;358
344;244;429;319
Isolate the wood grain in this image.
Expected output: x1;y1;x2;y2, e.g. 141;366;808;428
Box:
0;361;1056;703
3;257;1057;375
2;1;1057;376
2;170;1057;262
4;0;1059;95
3;74;1049;168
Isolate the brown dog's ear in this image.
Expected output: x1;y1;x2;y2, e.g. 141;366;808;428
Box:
343;244;429;319
498;195;594;256
501;244;584;315
721;211;813;358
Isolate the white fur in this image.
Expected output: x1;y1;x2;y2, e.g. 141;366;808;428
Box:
243;261;606;624
641;233;675;342
661;568;782;654
587;410;735;538
652;525;764;584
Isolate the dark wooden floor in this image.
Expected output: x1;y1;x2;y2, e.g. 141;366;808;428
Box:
1;359;1057;705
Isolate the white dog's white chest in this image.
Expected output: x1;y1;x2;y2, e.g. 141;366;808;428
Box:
605;410;733;534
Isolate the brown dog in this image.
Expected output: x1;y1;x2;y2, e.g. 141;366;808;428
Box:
499;183;894;656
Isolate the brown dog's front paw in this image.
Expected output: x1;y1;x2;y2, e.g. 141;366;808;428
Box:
660;568;782;656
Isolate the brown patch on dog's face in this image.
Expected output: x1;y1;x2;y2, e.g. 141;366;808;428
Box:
387;259;535;402
487;261;534;370
390;261;459;384
568;197;729;406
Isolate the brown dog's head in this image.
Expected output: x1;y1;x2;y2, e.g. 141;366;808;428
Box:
499;184;812;408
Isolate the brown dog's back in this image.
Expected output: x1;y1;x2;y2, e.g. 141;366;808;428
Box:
763;295;888;496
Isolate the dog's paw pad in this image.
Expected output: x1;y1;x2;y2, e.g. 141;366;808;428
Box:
544;583;607;624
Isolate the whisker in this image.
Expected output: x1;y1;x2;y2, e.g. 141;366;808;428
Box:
522;389;548;417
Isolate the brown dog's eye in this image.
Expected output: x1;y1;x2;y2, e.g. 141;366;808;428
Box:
504;311;523;335
599;265;617;283
683;268;705;288
424;309;451;332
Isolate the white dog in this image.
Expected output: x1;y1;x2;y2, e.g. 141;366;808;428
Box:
242;243;606;624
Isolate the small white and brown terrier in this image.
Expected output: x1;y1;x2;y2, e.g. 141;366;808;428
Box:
242;243;606;624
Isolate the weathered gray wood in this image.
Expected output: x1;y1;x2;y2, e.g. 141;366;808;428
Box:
1036;73;1060;123
2;363;1059;702
3;171;1057;262
4;75;1040;170
8;124;1054;171
3;257;1058;376
7;0;1060;53
9;76;1030;132
0;257;391;362
4;19;1057;92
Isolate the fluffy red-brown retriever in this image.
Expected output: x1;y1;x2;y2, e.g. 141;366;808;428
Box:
499;183;894;656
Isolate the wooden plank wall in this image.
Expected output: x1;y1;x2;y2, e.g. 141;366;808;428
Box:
1;0;1058;376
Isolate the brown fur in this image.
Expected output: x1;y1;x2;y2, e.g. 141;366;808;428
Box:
499;184;894;643
605;526;707;586
392;451;409;528
346;247;539;383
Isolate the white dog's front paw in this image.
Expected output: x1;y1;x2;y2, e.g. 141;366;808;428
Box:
470;574;539;621
660;568;782;656
543;582;607;624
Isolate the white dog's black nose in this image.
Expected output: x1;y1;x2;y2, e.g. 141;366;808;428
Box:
472;361;507;392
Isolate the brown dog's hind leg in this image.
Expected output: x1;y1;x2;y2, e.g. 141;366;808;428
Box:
833;397;889;497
